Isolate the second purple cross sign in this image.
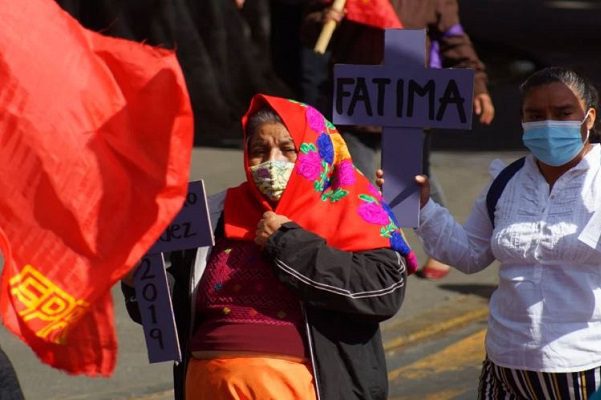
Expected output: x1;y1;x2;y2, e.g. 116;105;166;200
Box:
333;29;475;227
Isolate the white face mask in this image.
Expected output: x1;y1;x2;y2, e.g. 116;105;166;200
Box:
249;160;295;201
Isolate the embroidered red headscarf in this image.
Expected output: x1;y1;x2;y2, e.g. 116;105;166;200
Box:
224;94;418;273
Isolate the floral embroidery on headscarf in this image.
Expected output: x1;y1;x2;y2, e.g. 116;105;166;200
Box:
330;133;351;163
307;106;326;133
287;99;307;107
298;143;330;192
288;98;418;271
295;105;353;203
297;144;322;181
227;95;419;274
317;133;334;165
358;196;390;225
357;183;417;272
331;160;356;188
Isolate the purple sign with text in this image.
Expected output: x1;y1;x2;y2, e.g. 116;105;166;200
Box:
333;29;474;227
147;180;215;254
134;253;181;363
333;65;474;129
135;180;214;363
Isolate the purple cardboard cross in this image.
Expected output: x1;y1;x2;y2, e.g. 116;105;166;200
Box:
134;180;215;363
134;253;181;364
333;29;474;227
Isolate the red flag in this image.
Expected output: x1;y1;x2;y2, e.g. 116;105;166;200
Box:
0;0;193;376
345;0;403;29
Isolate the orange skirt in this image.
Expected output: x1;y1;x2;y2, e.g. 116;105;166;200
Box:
185;356;317;400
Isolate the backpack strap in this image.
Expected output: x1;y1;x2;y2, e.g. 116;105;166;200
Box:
486;157;526;228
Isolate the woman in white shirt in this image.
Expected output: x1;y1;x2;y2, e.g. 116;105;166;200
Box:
412;67;600;398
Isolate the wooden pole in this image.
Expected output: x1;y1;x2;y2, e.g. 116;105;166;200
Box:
313;0;347;54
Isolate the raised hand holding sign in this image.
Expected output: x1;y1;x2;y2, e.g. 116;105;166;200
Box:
333;29;474;227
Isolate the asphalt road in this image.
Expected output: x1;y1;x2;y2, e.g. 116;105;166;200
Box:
0;146;526;399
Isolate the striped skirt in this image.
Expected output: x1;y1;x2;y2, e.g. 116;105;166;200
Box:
479;357;601;400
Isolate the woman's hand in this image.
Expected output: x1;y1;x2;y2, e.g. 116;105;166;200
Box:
323;6;345;24
375;169;431;209
375;169;385;189
473;93;495;125
255;211;291;247
121;262;140;287
415;174;431;208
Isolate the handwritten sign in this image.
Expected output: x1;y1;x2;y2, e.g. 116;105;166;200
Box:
147;180;215;254
134;253;181;363
135;180;214;363
334;66;473;129
333;29;474;227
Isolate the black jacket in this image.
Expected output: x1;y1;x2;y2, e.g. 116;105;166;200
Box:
122;192;407;400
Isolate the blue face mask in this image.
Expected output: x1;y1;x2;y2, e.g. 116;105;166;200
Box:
522;112;590;166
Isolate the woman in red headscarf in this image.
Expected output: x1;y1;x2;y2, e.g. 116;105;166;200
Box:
123;94;417;400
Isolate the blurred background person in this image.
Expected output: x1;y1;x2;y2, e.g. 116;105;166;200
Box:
57;0;291;147
299;0;495;280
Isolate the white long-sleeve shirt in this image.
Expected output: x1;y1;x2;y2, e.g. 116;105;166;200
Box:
415;144;601;372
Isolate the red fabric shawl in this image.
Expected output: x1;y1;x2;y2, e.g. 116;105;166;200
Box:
224;95;417;272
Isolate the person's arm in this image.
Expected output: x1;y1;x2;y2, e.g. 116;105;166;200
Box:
433;0;494;124
262;221;406;322
300;1;338;48
120;281;142;324
415;184;495;274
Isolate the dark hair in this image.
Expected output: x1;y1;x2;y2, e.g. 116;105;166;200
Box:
245;108;283;142
520;67;600;142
